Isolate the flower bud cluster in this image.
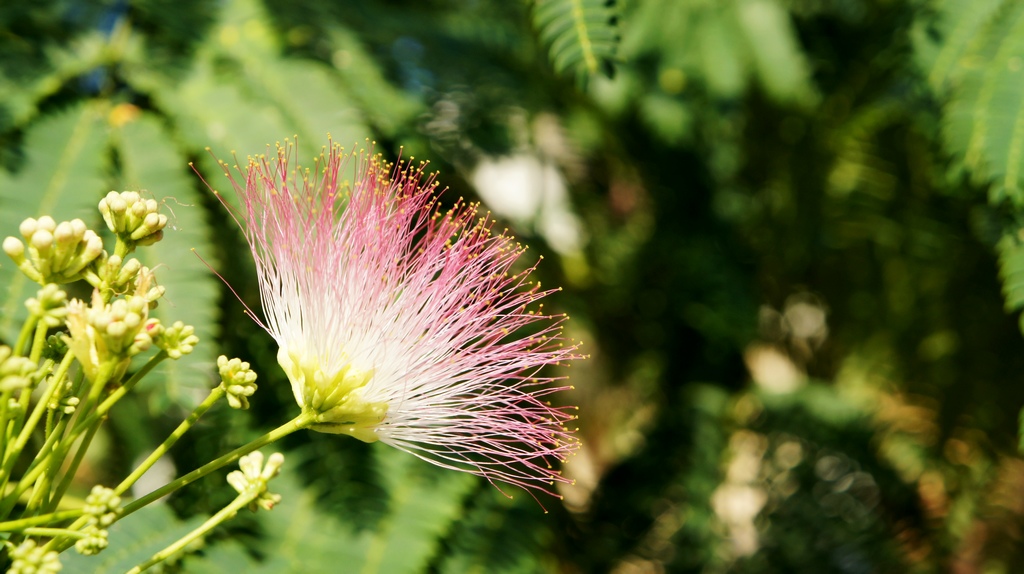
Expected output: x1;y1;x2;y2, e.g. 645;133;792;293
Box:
0;346;36;392
80;294;153;355
98;191;168;248
42;334;68;362
132;267;166;308
89;254;142;295
25;284;68;328
8;539;61;574
50;394;79;415
218;356;258;409
74;527;109;556
151;321;200;359
3;217;103;285
64;286;155;382
72;485;121;557
227;451;285;512
82;485;122;528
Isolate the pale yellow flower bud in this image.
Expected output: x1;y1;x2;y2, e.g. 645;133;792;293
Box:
152;321;199;359
25;284;68;328
64;274;156;382
0;346;36;392
227;451;285;512
99;191;168;250
8;539;61;574
6;217;104;285
218;355;258;409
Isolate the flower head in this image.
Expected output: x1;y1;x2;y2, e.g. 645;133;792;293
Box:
213;138;581;497
64;276;155;383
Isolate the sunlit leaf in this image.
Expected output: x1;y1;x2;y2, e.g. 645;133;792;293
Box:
939;0;1024;205
0;102;109;342
913;0;1006;93
532;0;618;83
114;112;221;410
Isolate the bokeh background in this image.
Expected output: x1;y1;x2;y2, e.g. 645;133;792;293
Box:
4;0;1024;572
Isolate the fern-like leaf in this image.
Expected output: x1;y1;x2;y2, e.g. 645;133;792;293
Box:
913;0;1006;93
997;233;1024;331
185;447;475;573
924;0;1024;336
60;504;206;573
0;103;109;342
114;112;221;410
136;0;371;162
938;0;1024;205
533;0;618;82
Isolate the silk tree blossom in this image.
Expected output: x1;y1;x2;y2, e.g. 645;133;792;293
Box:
210;138;582;497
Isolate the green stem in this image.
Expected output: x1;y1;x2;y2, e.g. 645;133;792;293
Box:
27;320;48;365
0;388;15;463
38;417;72;515
0;360;108;517
127;490;257;573
49;412;313;554
23;465;54;517
74;351;168;437
112;237;132;261
45;423;101;513
0;356;69;519
10;322;51;439
121;412;313;518
23;526;86;539
0;509;82;532
46;354;168;508
12;315;37;357
43;407;55;443
36;413;72;517
115;386;226;497
3;415;67;510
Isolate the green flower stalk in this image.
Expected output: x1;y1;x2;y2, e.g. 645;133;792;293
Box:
125;453;287;574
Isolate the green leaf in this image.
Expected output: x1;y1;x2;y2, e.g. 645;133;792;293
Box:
114;113;221;410
939;1;1024;205
142;0;371;160
182;538;257;573
1019;405;1024;453
438;492;554;574
326;26;425;138
0;102;109;342
620;0;814;104
60;503;207;573
532;0;619;83
913;0;1007;93
736;0;816;104
0;32;120;128
997;234;1024;314
696;9;748;98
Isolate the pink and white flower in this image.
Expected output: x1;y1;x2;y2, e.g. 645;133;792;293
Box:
211;139;581;497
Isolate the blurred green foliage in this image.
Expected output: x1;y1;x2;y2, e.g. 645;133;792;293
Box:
4;0;1024;571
